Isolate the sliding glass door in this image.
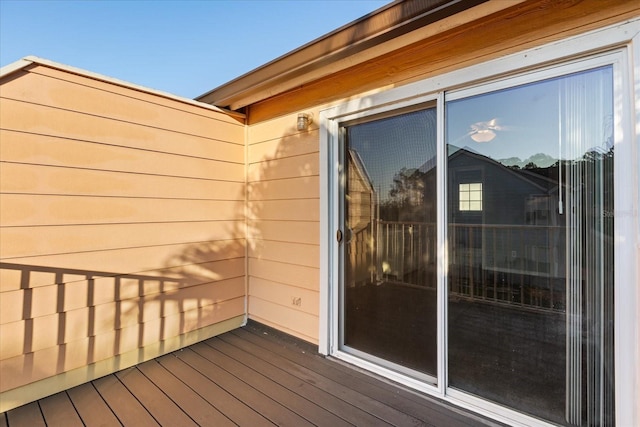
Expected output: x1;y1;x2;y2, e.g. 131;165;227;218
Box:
446;66;614;425
332;58;619;426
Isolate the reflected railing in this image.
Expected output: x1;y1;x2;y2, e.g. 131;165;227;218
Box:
369;221;566;312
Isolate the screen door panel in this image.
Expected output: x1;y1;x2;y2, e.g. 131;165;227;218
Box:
341;107;438;379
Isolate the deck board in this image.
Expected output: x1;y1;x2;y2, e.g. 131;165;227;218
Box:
66;382;122;427
156;353;272;426
115;367;197;427
93;374;159;427
235;324;490;427
2;321;504;427
136;359;235;427
213;334;387;425
233;327;456;426
5;402;45;427
37;392;84;427
194;339;353;426
176;347;314;426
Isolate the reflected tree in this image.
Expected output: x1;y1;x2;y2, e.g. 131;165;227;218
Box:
381;167;428;222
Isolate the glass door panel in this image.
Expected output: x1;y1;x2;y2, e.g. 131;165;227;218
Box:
446;66;614;425
340;107;438;379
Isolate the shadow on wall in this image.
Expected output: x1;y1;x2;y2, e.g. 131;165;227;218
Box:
164;120;319;331
0;262;210;390
0;121;316;403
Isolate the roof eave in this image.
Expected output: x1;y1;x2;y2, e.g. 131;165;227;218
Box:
197;0;521;111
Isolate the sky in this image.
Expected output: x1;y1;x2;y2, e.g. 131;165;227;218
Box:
0;0;389;99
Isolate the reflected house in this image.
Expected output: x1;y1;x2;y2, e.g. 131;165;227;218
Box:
446;147;566;310
361;146;567;310
1;1;638;426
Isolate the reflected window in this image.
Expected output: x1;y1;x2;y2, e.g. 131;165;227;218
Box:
459;182;482;211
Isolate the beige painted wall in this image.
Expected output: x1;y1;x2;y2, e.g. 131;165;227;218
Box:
0;63;246;410
246;114;320;343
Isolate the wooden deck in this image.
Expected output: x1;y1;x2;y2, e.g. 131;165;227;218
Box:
1;321;503;426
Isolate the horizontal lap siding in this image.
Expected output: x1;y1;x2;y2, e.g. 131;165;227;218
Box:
246;113;320;343
0;65;246;403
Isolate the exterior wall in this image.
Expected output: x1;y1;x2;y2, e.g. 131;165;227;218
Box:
0;63;246;411
246;114;320;343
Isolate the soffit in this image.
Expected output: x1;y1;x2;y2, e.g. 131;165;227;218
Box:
196;0;508;110
246;0;640;123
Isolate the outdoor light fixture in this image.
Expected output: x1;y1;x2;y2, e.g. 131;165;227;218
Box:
297;113;312;131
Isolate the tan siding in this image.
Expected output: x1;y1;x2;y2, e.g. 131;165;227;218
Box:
27;65;244;126
249;259;319;291
0;130;244;180
248;175;319;201
246;111;320;341
1;241;245;291
247;131;318;163
250;240;319;269
0;64;246;408
249;220;318;246
247;152;318;182
248;199;319;222
248;297;318;344
250;277;319;316
0;276;245;356
1;99;243;162
1;221;243;259
0;162;244;200
2;67;244;140
1;195;241;226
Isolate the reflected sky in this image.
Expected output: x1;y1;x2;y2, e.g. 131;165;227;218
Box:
447;80;560;166
347;108;437;202
345;66;613;202
447;66;613;166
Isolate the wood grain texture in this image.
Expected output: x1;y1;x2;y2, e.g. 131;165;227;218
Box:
4;402;45;427
136;360;235;426
93;375;159;427
247;0;640;123
37;392;83;427
66;382;121;427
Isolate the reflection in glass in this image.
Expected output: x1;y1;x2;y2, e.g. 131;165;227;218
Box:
341;107;438;379
446;66;614;425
